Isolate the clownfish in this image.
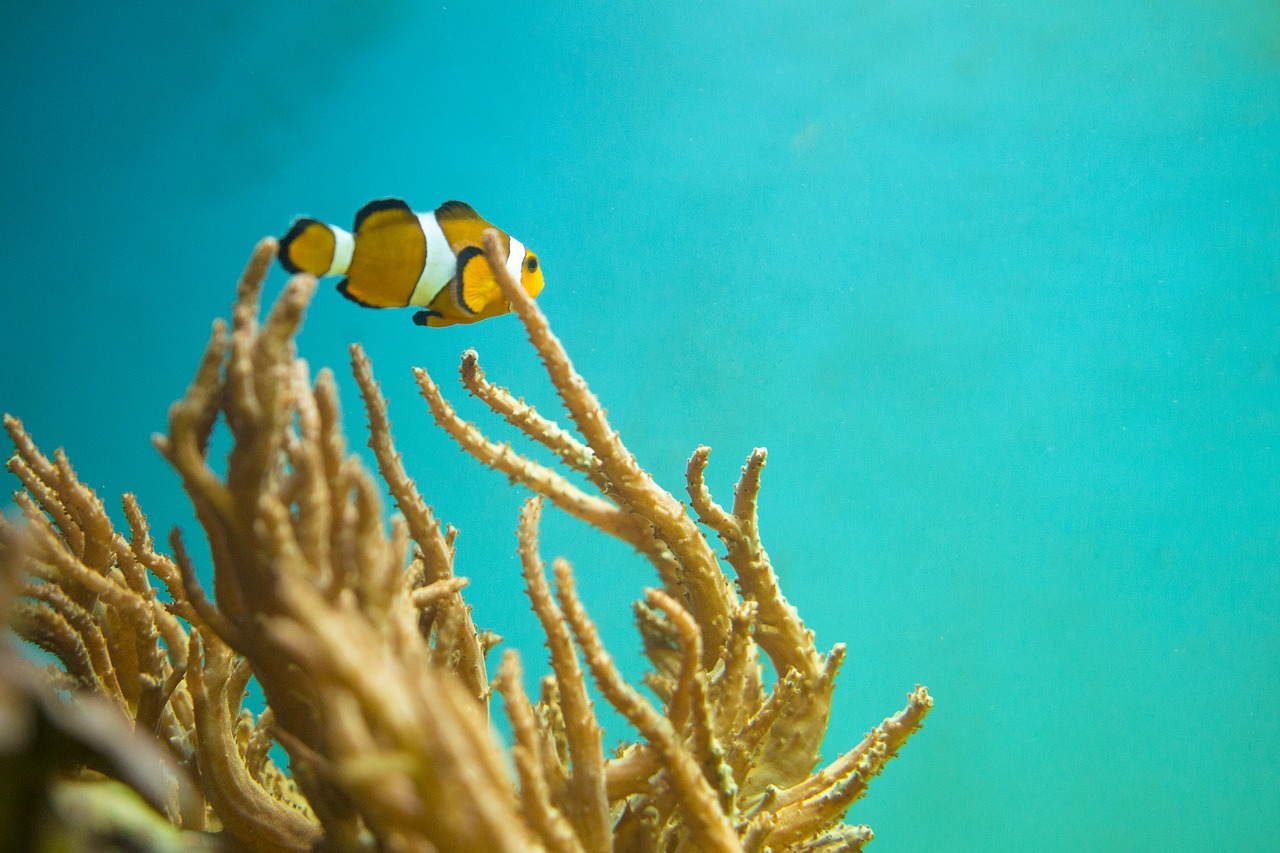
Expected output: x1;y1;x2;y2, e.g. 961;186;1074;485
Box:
277;198;544;327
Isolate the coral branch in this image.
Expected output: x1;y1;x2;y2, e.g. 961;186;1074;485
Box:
517;497;611;852
0;236;930;850
688;446;819;682
186;631;321;852
552;557;742;852
496;650;587;853
415;363;641;546
460;349;602;486
483;228;735;664
350;344;454;581
350;343;487;705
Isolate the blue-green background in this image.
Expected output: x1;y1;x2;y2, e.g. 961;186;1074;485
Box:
3;2;1278;849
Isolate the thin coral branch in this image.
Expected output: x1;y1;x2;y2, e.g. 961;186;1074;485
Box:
5;416;85;559
289;362;334;578
12;596;98;688
350;343;489;706
483;228;736;664
536;674;571;794
757;686;933;848
709;599;761;739
517;497;611;853
416;363;643;542
167;528;243;652
50;448;115;574
122;494;197;630
762;732;888;850
422;354;690;600
187;631;322;852
726;667;806;789
151;316;237;537
689;446;820;683
687;445;841;791
687;445;735;534
645;587;736;816
409;575;470;608
496;650;587;853
20;581;116;690
459;349;603;486
551;556;742;853
350;343;454;581
645;591;701;730
21;509;150;628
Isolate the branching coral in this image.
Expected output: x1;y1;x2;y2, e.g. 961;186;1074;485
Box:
0;235;932;851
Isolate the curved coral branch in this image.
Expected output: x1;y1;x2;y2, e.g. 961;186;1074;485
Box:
350;343;487;706
516;497;611;852
551;557;743;853
460;349;602;486
481;228;736;664
495;650;588;853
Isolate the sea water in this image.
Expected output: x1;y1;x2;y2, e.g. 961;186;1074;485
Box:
1;2;1277;849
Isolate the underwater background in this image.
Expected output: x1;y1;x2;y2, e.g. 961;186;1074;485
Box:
1;1;1277;849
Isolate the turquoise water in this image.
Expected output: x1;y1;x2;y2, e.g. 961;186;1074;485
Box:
3;2;1278;849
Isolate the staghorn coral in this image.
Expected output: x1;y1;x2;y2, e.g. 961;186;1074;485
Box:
0;234;932;852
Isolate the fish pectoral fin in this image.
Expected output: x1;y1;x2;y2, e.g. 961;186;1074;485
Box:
455;245;504;315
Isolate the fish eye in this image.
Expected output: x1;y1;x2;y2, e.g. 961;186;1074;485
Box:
527;256;538;272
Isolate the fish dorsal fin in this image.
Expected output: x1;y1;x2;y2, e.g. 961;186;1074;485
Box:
435;200;482;222
435;201;498;255
354;197;415;232
455;245;501;316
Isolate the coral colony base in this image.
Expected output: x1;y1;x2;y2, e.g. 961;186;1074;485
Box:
0;234;931;852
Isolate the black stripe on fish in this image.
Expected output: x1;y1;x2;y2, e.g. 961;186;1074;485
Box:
454;245;484;314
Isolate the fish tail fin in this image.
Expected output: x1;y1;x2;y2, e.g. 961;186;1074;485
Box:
278;218;354;277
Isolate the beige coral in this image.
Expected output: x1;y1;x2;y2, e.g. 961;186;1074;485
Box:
0;234;932;851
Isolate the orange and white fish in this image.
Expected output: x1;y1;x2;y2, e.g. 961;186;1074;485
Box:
278;198;544;327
